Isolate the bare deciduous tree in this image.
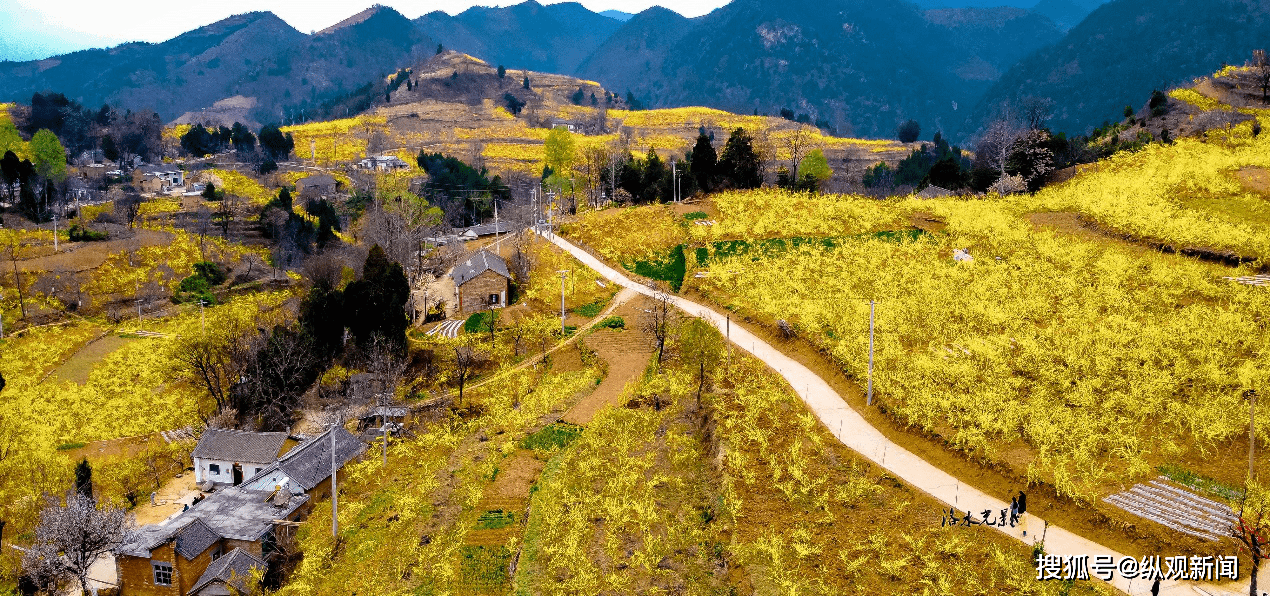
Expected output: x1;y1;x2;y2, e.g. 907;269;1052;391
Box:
363;334;407;409
172;315;255;418
1232;480;1270;596
508;232;532;285
451;342;486;406
679;318;723;407
782;125;815;180
115;192;143;229
359;199;441;284
641;283;676;366
1020;96;1055;131
1252;49;1270;105
4;242;25;320
578;144;611;209
22;493;134;596
976;114;1027;176
235;327;319;431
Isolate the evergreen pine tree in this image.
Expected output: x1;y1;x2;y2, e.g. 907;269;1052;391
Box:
343;245;411;354
718;128;762;189
690;133;717;194
74;458;93;501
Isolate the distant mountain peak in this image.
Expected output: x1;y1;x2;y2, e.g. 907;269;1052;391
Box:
600;9;634;22
315;4;406;36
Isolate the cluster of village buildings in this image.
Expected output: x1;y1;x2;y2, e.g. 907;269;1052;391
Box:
56;153;411;206
104;247;517;595
111;426;367;595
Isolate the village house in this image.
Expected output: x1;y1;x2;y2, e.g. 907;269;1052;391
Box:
115;427;365;595
296;174;337;199
455;222;514;240
115;487;305;595
356;155;410;171
133;166;185;194
191;429;289;487
451;250;510;314
237;426;366;504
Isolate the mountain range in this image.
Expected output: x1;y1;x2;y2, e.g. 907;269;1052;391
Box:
976;0;1270;134
0;0;1260;141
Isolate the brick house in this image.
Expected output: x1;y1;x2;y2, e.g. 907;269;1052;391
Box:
451;251;510;315
115;488;306;595
115;427;365;595
191;430;288;487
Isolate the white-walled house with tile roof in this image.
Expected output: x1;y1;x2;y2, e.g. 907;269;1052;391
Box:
191;429;289;486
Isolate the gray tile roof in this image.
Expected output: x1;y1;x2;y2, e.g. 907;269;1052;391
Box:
118;485;308;557
184;487;308;541
451;250;510;286
192;429;288;465
190;548;265;595
241;426;365;492
458;222;515;237
118;525;177;557
174;518;220;560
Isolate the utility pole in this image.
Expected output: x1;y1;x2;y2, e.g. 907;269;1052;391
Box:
199;300;206;335
331;425;338;537
867;300;875;406
558;270;568;334
1249;389;1259;480
383;423;389;467
52;214;57;252
726;313;730;339
672;161;677;202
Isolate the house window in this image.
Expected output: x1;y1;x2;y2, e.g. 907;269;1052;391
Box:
211;546;223;561
254;468;261;475
152;561;173;586
489;293;499;305
208;464;220;475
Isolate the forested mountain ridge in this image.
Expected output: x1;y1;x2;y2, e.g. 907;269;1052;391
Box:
974;0;1270;135
0;0;1261;140
414;1;624;77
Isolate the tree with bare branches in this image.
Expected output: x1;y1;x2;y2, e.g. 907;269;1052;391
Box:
22;493;134;596
679;318;723;407
234;326;320;431
5;240;27;321
1232;480;1270;596
116;192;143;229
1252;49;1270;105
1020;96;1055;130
976;115;1027;177
641;283;676;366
171;314;255;418
782;125;815;181
451;341;486;406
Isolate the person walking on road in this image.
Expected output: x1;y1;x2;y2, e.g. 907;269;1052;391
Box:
1018;491;1028;536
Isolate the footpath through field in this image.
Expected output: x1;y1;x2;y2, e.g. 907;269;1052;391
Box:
539;228;1243;596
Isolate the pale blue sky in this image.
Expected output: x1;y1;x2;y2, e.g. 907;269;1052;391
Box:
0;0;721;61
0;0;1056;62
